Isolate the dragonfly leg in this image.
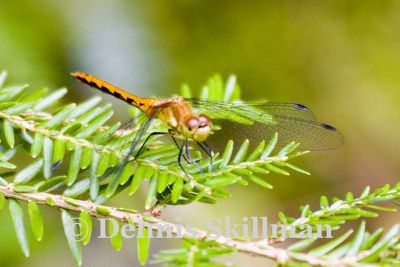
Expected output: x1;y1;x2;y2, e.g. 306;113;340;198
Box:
197;141;214;172
185;139;204;176
134;131;169;158
171;136;190;164
178;140;190;178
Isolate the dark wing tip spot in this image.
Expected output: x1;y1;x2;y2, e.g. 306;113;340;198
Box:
293;103;309;111
321;123;337;131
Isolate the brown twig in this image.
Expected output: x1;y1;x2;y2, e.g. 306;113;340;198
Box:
0;184;377;266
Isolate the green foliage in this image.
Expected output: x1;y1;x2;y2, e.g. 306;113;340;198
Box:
8;199;30;257
79;211;92;246
285;222;400;265
138;227;151;265
0;70;398;266
153;239;236;267
28;201;43;242
61;210;82;265
276;183;400;235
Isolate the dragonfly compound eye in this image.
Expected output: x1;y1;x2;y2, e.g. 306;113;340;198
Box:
186;117;199;131
198;114;211;127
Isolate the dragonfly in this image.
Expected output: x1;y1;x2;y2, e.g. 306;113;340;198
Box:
71;72;344;179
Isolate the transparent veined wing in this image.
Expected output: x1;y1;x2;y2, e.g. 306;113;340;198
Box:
188;98;317;126
105;111;159;196
105;111;148;150
186;98;344;150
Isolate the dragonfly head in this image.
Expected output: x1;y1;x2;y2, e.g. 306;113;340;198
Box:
183;114;212;142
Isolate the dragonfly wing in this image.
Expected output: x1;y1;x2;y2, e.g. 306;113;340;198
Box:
187;98;317;123
106;110;161;196
102;112;148;151
186;98;343;151
208;117;343;151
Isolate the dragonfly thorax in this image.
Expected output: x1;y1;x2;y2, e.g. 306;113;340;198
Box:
156;97;212;142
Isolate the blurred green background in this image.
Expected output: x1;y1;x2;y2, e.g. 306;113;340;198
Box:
1;1;399;266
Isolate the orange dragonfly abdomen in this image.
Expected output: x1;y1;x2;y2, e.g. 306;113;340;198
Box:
71;72;158;116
